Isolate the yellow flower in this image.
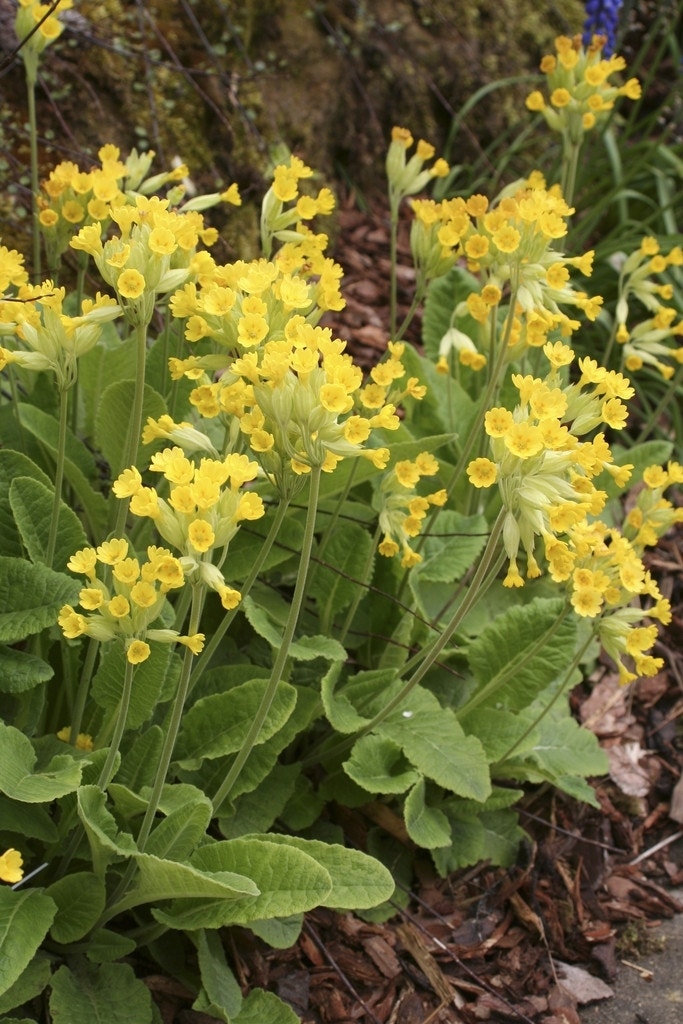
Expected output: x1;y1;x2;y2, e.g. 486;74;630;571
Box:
467;458;498;488
0;848;23;884
126;639;151;664
116;269;146;299
56;727;94;751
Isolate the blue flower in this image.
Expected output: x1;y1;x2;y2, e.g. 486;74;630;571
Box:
582;0;623;56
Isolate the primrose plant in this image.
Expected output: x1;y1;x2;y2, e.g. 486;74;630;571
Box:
0;22;681;1024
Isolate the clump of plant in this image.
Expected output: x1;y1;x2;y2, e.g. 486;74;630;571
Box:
0;10;681;1023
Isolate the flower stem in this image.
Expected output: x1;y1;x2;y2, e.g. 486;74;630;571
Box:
188;497;290;695
211;467;321;815
45;385;69;569
135;584;205;852
95;655;136;790
111;320;149;537
26;73;41;282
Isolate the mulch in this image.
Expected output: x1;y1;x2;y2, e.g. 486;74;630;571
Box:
162;192;683;1023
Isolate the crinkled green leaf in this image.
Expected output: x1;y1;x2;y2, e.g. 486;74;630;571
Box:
46;873;106;944
404;778;452;848
145;793;213;862
76;786;137;877
95;380;167;476
0;724;82;802
9;476;87;572
0;889;56;997
344;734;419;794
193;928;242;1022
233;988;300;1024
127;851;259;910
308;522;374;619
245;834;395;911
0;450;52;558
49;961;153;1024
0;796;58;842
175;679;297;767
242;597;345;661
0;557;78;643
0;644;53;693
0;954;51;1014
92;643;180;729
465;597;578;714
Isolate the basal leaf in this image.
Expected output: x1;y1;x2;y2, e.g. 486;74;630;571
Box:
125;852;259;911
0;889;56;997
308;522;374;620
404;778;452;848
0;796;57;842
344;734;419;794
0;450;52;558
95;380;167;477
84;929;137;964
9;476;87;572
0;955;51;1015
49;961;153;1024
321;661;373;733
92;642;180;728
145;794;213;862
233;988;300;1024
0;645;53;693
0;724;82;802
193;928;242;1022
175;679;297;767
0;557;78;644
241;597;345;661
465;597;579;714
76;786;137;876
245;834;395;911
46;873;107;944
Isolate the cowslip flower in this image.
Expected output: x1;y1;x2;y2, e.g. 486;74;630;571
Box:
614;238;683;378
386;127;449;211
0;848;23;884
59;541;202;664
14;0;72;82
376;451;447;568
525;34;640;139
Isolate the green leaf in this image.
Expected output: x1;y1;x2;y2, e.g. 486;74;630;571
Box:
0;644;53;693
92;643;180;729
344;734;419;794
9;476;88;572
46;873;106;944
380;688;491;802
0;724;83;802
412;511;488;584
0;796;57;842
145;793;213;862
465;597;578;714
95;380;167;477
404;778;452;848
218;763;300;839
0;557;78;643
17;405;108;536
233;989;300;1024
0;450;52;558
321;663;392;734
0;955;51;1015
0;888;56;997
422;265;481;359
308;523;374;620
242;597;346;661
76;786;137;876
126;852;259;913
175;679;297;767
193;929;242;1022
84;929;137;964
49;961;153;1024
248;915;304;949
245;834;395;911
78;333;137;440
153;838;332;929
117;727;164;790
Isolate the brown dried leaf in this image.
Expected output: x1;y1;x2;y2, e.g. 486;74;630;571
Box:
555;962;614;1004
608;742;654;797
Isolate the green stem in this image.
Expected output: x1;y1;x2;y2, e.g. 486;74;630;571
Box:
68;637;100;744
307;461;358;592
188;497;290;694
111;320;149;537
95;655;136;790
394;277;427;343
560;136;582;208
338;523;381;647
135;584;205;852
389;198;400;337
26;72;41;281
45;385;69;568
211;467;322;815
311;510;506;767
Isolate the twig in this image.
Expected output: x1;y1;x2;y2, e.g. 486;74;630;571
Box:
629;830;683;866
302;920;384;1024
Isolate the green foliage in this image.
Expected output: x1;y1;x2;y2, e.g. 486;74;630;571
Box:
0;15;678;1021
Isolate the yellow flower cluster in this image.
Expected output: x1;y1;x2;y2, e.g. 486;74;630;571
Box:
526;34;641;138
624;462;683;550
0;847;23;885
414;175;600;356
14;0;72;80
70;191;227;326
615;237;683;379
376;451;447;567
0;284;121;390
112;450;264;608
58;539;203;664
260;154;336;258
467;341;634;588
386;127;449;210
